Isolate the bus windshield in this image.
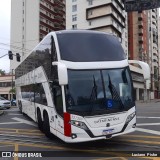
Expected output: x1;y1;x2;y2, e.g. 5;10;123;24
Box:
65;67;134;116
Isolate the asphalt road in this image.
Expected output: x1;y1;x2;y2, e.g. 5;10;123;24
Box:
0;101;159;160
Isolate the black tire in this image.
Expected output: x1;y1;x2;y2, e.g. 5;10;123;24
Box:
18;101;22;113
43;113;52;138
37;110;43;132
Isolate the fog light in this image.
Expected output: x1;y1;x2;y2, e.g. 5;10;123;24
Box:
71;134;77;139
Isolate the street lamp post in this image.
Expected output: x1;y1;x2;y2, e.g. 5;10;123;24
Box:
11;69;14;100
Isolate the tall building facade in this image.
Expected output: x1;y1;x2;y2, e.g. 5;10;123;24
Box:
128;11;148;61
11;0;65;70
148;9;159;98
158;17;160;98
128;9;159;99
66;0;128;56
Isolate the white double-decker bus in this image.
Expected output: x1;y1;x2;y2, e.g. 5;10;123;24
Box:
15;30;147;143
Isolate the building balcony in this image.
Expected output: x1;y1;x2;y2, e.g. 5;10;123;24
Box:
153;49;158;55
152;60;159;67
138;36;143;43
153;38;158;45
115;0;124;10
139;47;144;53
153;43;158;49
138;13;143;20
139;43;144;49
153;62;159;68
152;11;157;19
138;28;144;35
153;55;158;61
138;21;143;26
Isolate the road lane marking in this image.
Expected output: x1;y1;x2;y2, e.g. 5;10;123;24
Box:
136;128;160;136
0;144;13;148
0;131;44;136
12;117;37;127
137;123;160;126
2;110;19;112
0;128;38;131
123;134;160;139
0;122;22;125
8;114;23;116
137;116;160;119
117;139;160;145
14;144;18;160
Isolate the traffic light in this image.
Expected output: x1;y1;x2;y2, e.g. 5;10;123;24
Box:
16;53;21;62
8;51;13;60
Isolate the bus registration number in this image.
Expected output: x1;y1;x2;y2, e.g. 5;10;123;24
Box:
102;129;114;135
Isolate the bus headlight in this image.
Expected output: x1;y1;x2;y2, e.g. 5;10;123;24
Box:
70;120;88;130
125;112;136;124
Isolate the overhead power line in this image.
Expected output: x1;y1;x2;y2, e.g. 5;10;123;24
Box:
0;43;32;52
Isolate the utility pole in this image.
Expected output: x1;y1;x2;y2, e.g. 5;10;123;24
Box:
11;69;14;100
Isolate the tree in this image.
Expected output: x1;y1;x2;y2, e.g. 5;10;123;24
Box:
9;87;16;94
0;69;5;75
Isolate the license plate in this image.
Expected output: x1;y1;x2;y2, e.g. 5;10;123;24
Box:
102;129;114;135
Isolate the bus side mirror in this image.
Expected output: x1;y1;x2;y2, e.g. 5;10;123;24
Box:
58;63;68;85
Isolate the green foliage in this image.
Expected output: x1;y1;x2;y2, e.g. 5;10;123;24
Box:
0;69;6;75
9;87;16;94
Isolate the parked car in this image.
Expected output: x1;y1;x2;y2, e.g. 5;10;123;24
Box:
0;96;11;109
11;99;16;106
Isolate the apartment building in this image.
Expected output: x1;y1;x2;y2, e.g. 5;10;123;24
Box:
128;11;148;61
128;9;159;99
66;0;128;56
10;0;65;70
148;9;159;98
158;17;160;98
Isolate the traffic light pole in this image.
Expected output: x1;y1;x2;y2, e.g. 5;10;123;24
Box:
0;54;8;59
0;52;21;62
11;69;14;100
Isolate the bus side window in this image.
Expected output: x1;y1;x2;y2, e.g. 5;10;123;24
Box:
51;36;57;61
34;83;47;106
53;85;63;117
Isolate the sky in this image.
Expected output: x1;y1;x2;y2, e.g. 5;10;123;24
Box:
0;0;11;73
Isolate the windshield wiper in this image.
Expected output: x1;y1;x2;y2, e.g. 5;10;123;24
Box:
108;74;124;109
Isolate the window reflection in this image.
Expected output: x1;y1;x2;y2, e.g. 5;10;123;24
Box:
65;67;134;116
21;83;47;106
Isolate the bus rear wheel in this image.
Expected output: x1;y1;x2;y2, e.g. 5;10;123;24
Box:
18;101;22;113
37;110;43;132
43;113;52;138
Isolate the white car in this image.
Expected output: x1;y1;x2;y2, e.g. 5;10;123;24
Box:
0;97;11;109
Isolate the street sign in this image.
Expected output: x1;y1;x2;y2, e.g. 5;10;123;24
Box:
124;0;160;12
